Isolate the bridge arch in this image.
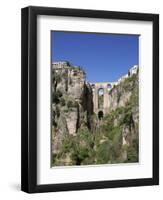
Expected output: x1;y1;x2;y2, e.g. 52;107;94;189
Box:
98;88;104;109
98;110;104;120
107;83;112;91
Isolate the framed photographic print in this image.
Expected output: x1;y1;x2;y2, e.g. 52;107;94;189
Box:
21;6;159;193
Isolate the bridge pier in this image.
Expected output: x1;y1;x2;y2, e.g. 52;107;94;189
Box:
91;82;117;116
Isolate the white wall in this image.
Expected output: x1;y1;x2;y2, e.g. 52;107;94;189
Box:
0;0;162;199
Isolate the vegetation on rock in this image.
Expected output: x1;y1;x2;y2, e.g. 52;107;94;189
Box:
51;63;139;166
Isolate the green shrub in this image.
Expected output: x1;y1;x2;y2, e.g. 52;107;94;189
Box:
73;101;78;107
122;107;132;125
53;93;59;104
62;72;68;79
117;92;121;102
96;141;111;164
67;100;73;108
126;145;138;162
56;90;62;98
53;90;63;104
60;98;66;106
61;136;75;153
109;126;121;140
52;153;57;165
67;100;78;108
55;106;60;118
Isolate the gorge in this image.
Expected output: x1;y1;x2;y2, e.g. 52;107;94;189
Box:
51;61;139;166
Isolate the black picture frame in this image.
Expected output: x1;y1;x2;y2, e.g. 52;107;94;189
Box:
21;6;159;193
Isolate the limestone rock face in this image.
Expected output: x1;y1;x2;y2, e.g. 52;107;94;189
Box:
109;73;139;150
108;74;138;112
65;109;78;135
52;62;93;154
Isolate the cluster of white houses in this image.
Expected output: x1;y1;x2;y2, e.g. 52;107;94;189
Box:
52;61;71;69
117;65;138;83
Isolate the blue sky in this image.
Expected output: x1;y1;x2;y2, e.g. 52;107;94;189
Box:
51;31;139;82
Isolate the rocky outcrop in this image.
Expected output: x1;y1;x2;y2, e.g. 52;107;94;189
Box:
52;63;93;154
108;73;139;112
108;73;139;161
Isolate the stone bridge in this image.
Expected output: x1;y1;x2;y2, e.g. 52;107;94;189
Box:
90;82;117;118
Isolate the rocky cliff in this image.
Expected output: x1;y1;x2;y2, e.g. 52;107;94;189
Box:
52;63;93;157
52;62;139;166
109;73;139;112
105;73;139;162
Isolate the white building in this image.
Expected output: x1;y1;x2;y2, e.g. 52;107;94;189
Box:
52;61;70;69
118;74;128;83
129;65;138;76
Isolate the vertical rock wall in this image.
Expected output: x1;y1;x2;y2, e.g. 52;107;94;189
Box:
52;63;93;154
